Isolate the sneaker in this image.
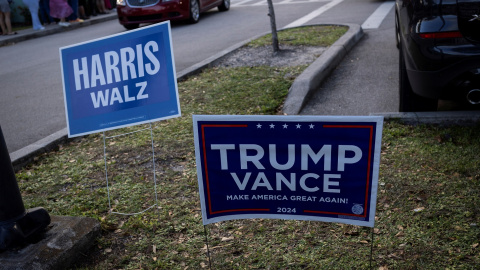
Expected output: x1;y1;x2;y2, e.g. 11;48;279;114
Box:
58;22;70;27
69;18;84;23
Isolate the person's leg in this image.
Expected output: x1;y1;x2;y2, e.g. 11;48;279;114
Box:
39;0;53;24
96;0;106;13
4;12;12;33
78;5;88;19
27;1;44;29
67;0;78;21
39;0;47;24
89;0;96;16
78;0;88;19
0;12;6;34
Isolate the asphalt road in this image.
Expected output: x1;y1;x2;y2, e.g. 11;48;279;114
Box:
0;0;396;154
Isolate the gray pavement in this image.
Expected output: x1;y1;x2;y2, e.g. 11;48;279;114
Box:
4;17;480;171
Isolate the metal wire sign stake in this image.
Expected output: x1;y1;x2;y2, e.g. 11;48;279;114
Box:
103;124;159;215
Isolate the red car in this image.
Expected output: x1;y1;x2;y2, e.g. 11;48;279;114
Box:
116;0;230;29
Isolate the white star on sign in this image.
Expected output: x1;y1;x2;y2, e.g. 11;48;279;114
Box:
257;123;262;129
296;124;301;129
270;124;275;129
309;124;315;129
283;124;288;129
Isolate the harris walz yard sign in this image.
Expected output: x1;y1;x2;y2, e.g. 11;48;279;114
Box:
193;115;383;227
60;21;180;137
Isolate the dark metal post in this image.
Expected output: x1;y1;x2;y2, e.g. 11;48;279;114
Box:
0;128;27;224
0;126;51;251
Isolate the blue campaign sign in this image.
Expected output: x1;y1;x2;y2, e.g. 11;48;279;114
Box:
60;21;180;137
193;115;383;227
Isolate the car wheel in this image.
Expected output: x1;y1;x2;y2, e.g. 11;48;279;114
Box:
398;45;438;112
218;0;230;11
124;24;140;30
189;0;200;24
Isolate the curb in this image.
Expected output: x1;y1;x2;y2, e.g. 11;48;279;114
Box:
370;111;480;126
11;128;69;171
0;13;118;47
282;23;363;115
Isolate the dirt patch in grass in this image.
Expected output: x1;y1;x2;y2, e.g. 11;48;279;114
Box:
216;45;326;68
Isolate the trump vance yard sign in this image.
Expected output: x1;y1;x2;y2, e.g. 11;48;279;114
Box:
193;115;383;227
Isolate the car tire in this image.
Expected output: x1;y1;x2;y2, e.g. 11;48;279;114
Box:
124;24;140;30
218;0;230;11
189;0;200;24
398;45;438;112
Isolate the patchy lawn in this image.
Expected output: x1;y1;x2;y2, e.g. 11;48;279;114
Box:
15;26;480;269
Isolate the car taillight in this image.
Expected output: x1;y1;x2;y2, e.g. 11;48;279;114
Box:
419;31;463;39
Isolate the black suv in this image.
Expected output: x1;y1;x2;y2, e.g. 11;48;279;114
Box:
395;0;480;111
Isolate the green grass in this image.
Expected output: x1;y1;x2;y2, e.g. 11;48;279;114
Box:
14;26;480;269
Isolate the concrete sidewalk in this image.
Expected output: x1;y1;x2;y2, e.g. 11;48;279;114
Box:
0;12;118;47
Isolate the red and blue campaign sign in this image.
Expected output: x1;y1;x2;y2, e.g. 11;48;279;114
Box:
60;21;180;137
193;115;383;227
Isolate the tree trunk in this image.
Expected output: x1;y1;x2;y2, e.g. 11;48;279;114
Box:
266;0;280;53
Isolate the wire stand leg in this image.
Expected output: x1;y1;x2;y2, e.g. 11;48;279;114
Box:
103;131;113;213
204;225;213;270
102;125;159;215
370;227;375;269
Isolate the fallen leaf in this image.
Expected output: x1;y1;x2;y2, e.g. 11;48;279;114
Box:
221;236;234;242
